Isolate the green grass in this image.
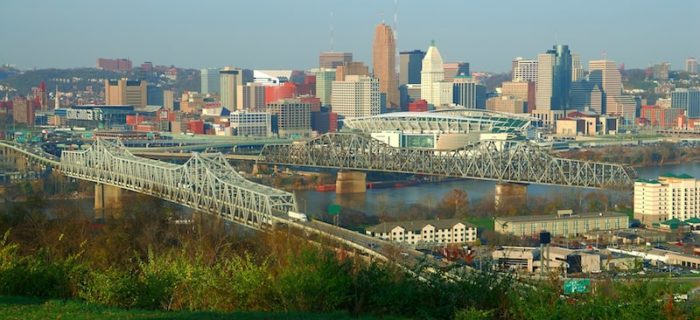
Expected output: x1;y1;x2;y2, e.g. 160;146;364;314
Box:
0;296;396;320
467;217;494;231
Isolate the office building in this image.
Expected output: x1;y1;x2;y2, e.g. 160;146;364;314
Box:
453;76;486;109
319;51;352;69
589;59;622;115
97;58;132;72
372;23;399;109
569;80;594;112
365;219;477;245
266;98;311;137
687;57;698;74
237;83;266;110
200;68;220;95
571;54;584;81
535;45;572;111
104;79;147;109
607;95;639;122
331;75;380;118
635;174;700;225
421;41;447;107
486;96;527;114
511;58;538;82
312;68;336;106
336;61;370;81
502;81;535;112
229;111;272;137
671;88;700;118
264;82;296;105
399;50;425;85
495;211;629;238
444;62;470;82
146;85;164;106
219;67;241;110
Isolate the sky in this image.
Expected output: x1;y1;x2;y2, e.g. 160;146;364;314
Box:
2;0;699;73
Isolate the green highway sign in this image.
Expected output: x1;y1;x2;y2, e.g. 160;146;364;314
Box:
563;279;590;294
327;204;342;215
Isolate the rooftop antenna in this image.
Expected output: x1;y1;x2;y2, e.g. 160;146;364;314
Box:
601;51;607;60
329;11;335;51
394;0;399;72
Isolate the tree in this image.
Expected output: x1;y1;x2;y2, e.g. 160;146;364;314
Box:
438;189;469;219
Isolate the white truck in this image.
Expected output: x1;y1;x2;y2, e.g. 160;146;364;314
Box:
287;211;308;222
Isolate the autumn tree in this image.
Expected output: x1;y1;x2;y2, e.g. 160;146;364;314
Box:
438;188;469;219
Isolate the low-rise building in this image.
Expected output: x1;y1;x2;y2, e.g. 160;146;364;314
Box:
229;111;272;137
495;210;629;238
365;218;477;245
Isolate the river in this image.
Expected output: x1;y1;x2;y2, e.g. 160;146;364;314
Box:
293;161;700;216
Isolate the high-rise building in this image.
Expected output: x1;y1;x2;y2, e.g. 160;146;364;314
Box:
266;98;311;137
372;23;399;109
511;58;538;82
399;50;425;85
571;54;584;81
672;88;700;118
219;67;241;110
319;52;352;69
97;58;132;72
146;84;164;106
237;83;266;110
201;68;220;95
486;96;527;114
453;76;485;109
331;75;380;118
163;90;174;110
443;62;470;82
336;61;370;81
686;57;698;74
421;41;447;107
37;81;48;111
312;68;336;106
104;79;147;109
502;81;535;112
535;45;572;111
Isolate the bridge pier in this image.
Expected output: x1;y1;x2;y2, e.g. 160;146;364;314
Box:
94;183;126;211
494;182;528;212
336;171;366;194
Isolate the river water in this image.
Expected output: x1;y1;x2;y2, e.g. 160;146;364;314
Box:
293;162;700;216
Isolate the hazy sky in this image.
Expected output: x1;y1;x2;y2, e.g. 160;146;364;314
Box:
2;0;699;72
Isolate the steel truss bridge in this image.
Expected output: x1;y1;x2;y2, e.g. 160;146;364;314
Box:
257;133;637;189
59;139;297;228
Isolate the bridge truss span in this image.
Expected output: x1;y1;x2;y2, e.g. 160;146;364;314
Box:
257;133;637;189
60;139;296;228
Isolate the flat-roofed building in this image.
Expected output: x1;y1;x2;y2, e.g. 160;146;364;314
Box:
486;96;527;114
319;51;352;69
495;210;628;238
634;174;700;225
229;111;271;137
104;79;147;109
365;218;477;245
266;98;311;137
331;75;380;118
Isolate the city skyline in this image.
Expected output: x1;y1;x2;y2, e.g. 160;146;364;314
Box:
2;0;698;72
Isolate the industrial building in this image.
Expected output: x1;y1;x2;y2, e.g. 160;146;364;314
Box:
495;210;629;238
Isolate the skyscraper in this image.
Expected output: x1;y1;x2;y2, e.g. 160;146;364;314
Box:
399;50;425;85
589;59;622;114
571;54;584;81
511;58;538;82
319;52;352;69
201;68;220;95
336;61;370;81
372;23;398;110
331;75;380;118
312;68;336;106
686;57;698;74
535;45;572;111
421;41;447;107
219;67;240;109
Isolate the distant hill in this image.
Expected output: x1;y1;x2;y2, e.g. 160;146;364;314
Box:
0;68;121;96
